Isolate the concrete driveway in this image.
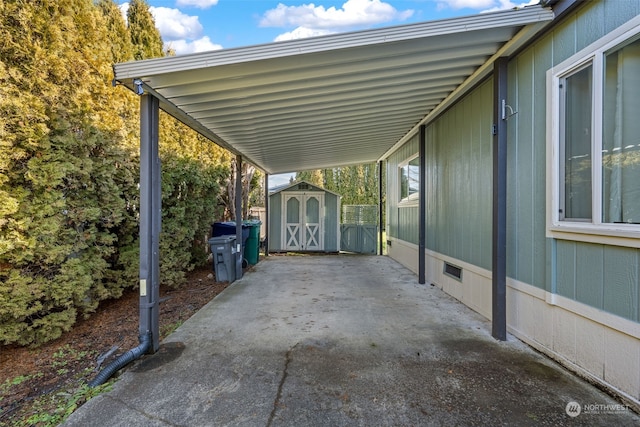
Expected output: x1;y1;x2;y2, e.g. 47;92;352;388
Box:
64;255;639;426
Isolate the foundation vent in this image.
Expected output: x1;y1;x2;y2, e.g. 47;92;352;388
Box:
443;262;462;281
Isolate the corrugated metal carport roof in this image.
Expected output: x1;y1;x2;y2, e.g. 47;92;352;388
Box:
113;6;554;174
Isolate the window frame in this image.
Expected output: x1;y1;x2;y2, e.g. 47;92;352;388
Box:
398;154;420;206
547;15;640;248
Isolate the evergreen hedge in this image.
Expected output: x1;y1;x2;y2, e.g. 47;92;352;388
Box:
0;0;230;346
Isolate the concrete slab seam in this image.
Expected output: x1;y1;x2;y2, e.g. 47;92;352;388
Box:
267;342;299;426
106;394;179;426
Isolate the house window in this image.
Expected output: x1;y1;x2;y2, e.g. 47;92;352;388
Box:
399;155;419;203
548;16;640;246
559;63;593;221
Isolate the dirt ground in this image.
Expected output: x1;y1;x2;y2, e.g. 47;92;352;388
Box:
0;264;229;426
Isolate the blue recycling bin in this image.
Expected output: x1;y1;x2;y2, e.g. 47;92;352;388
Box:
211;222;249;247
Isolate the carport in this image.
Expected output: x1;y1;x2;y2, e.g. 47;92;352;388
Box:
66;255;640;425
112;6;555;356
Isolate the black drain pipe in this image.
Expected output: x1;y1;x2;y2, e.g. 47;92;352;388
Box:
88;332;151;387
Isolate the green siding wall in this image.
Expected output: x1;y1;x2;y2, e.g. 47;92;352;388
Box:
426;82;493;269
387;0;640;322
507;0;640;320
555;241;639;321
386;81;492;268
386;135;419;244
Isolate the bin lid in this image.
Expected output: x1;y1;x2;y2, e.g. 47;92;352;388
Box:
213;221;250;228
208;235;236;243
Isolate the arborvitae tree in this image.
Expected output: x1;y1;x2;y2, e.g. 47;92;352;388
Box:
127;0;164;60
293;164;379;205
294;170;324;187
0;0;138;345
0;0;230;346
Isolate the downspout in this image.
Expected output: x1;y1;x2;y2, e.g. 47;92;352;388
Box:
88;333;151;387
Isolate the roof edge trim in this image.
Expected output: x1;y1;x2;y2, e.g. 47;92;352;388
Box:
114;6;555;80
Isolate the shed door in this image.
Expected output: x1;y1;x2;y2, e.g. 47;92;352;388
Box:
283;193;324;251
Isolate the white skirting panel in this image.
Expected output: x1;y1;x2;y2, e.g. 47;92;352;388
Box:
386;236;640;410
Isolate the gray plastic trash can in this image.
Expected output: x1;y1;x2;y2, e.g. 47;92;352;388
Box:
209;235;236;283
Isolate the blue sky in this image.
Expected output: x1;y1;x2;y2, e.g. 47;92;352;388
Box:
118;0;538;54
117;0;537;187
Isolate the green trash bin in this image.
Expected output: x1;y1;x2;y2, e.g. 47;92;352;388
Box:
243;220;262;265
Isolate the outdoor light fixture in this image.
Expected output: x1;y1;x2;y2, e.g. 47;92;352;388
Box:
133;79;144;95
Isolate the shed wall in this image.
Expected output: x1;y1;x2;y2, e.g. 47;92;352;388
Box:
268;186;340;252
269;192;283;252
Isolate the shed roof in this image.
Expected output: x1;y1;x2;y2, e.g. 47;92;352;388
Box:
114;6;554;174
269;180;341;197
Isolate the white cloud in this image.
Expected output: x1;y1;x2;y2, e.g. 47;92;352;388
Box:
118;3;222;56
166;36;223;55
481;0;540;12
435;0;539;11
118;2;129;20
261;0;414;41
436;0;494;9
176;0;219;8
151;6;203;41
274;27;335;42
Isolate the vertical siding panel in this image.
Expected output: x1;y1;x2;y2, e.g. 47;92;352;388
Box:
422;80;492;270
552;13;577;64
435;119;445;254
575;243;604;309
556;240;577;299
507;62;518;279
532;37;553;290
324;193;338;251
603;246;639;320
469;84;482;267
516;48;535;285
270;192;282;251
426;126;435;251
575;0;605;50
480;82;493;270
603;0;640;34
460;101;470;263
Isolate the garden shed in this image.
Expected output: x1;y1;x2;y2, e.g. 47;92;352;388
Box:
269;181;341;253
